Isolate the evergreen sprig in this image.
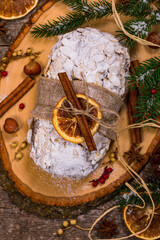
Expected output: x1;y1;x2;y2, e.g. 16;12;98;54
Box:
31;0;112;38
114;181;160;208
128;57;160;122
31;0;160;47
117;0;153;18
116;18;151;48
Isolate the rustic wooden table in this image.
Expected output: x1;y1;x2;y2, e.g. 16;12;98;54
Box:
0;1;157;239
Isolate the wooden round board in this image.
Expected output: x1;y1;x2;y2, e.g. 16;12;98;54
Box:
0;0;160;208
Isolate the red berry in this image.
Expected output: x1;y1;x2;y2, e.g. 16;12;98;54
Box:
150;89;157;94
93;181;98;187
1;71;8;77
107;167;113;173
19;103;25;109
99;178;105;184
103;173;109;179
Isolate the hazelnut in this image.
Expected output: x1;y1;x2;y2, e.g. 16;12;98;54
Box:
24;61;41;76
147;32;160;49
4;118;19;134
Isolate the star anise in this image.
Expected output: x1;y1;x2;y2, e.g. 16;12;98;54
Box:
123;144;144;165
98;219;118;238
0;21;8;39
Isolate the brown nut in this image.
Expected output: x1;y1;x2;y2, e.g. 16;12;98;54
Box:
147;32;160;49
24;61;41;76
4;118;19;134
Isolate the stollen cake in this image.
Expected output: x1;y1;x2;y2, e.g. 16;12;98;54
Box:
27;27;130;179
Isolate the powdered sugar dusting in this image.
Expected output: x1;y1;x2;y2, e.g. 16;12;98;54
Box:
27;118;110;179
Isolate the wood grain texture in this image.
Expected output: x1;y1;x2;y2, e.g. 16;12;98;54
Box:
0;0;160;208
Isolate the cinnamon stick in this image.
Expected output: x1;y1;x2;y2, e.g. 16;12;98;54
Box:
127;60;142;144
0;77;35;118
58;72;97;152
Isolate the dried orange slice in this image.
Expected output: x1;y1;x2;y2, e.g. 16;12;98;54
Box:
0;0;39;20
53;94;102;143
123;204;160;239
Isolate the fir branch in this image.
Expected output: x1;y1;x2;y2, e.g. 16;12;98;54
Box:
117;0;153;18
127;57;160;122
114;181;160;208
128;57;160;89
31;0;112;38
116;18;151;48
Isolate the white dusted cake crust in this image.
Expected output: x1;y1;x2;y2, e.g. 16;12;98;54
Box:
27;118;110;179
28;28;130;179
46;27;130;96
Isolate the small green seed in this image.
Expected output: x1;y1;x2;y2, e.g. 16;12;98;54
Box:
110;157;116;162
17;50;22;56
19;141;27;149
12;52;17;57
63;220;69;227
10;141;18;148
70;219;76;225
110;152;115;158
2;63;7;68
15;152;23;160
0;66;5;71
57;228;63;235
26;48;32;54
2;57;7;62
30;55;36;61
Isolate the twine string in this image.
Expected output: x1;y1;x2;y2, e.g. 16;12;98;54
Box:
112;0;160;48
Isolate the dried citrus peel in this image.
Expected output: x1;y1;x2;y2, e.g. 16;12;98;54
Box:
52;94;102;144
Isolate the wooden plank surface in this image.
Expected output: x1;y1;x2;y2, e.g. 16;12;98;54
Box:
0;1;158;239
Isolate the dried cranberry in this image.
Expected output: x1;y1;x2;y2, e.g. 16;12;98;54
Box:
107;167;113;173
99;178;105;184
